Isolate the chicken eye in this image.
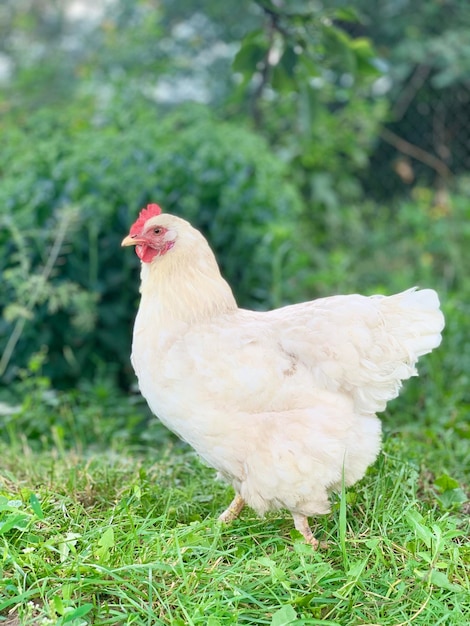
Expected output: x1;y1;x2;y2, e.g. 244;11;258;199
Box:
153;228;162;235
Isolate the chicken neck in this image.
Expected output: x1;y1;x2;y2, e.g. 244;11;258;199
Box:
139;241;238;325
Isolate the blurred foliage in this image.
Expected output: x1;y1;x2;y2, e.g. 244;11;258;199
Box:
0;348;166;452
0;0;167;110
352;0;470;89
230;0;387;206
0;0;469;407
0;0;389;211
351;0;470;195
0;98;301;385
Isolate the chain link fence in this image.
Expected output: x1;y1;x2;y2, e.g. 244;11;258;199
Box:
346;1;470;203
370;76;470;201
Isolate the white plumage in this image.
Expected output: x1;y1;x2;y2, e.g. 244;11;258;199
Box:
122;206;445;546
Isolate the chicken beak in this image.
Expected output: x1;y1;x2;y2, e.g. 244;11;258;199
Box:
121;234;144;247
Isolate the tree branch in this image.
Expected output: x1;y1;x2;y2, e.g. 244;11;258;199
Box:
392;63;432;121
380;127;453;181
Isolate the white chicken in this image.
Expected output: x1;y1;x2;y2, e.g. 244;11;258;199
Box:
122;203;444;547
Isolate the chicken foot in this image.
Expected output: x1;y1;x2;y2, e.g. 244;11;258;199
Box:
218;493;246;523
292;513;327;549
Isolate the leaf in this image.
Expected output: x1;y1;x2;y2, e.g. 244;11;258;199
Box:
233;30;269;77
271;605;297;626
322;23;354;68
415;567;463;592
436;488;468;510
429;570;463;592
346;558;368;580
271;64;295;92
62;603;93;623
0;513;30;534
0;498;21;512
95;527;115;562
29;493;44;520
3;304;33;322
405;510;433;548
333;7;360;22
352;42;381;77
98;527;114;549
280;46;298;77
434;474;461;491
434;474;468;510
54;595;65;616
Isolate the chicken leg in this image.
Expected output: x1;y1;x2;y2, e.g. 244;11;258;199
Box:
218;493;245;522
292;513;327;549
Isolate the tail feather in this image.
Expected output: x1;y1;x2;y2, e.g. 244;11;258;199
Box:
386;288;445;357
353;288;444;413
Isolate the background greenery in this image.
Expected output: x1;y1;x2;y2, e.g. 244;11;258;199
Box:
0;1;468;624
1;0;469;389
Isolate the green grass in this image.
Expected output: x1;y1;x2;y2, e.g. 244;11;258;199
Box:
0;382;469;626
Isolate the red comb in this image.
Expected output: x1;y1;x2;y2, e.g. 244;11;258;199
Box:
130;203;163;235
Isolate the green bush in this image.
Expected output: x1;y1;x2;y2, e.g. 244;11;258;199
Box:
298;185;470;299
0;98;302;386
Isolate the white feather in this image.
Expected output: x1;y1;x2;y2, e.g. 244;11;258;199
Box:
129;214;445;519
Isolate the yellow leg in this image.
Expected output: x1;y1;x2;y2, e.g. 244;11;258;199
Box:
292;513;327;549
218;493;245;523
